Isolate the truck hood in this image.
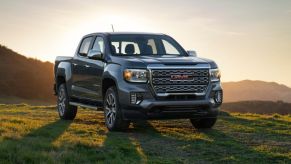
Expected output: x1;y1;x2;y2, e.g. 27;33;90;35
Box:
109;55;218;68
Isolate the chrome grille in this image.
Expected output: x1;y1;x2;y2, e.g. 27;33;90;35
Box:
151;69;209;95
152;77;209;85
152;69;209;77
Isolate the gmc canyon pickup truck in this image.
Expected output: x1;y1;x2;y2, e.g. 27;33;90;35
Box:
54;32;223;131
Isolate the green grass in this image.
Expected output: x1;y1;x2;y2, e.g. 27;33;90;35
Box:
0;104;290;163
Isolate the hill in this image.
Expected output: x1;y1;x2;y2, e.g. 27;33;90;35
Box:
223;80;291;103
0;104;290;163
0;45;54;104
222;101;291;114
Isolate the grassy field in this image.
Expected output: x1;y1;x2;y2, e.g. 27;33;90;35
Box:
0;104;290;163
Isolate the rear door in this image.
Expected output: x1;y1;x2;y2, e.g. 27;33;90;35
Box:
71;36;95;99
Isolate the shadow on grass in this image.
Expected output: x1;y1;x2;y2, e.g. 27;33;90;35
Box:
0;114;290;163
53;125;147;163
222;115;291;140
128;117;291;163
0;120;72;163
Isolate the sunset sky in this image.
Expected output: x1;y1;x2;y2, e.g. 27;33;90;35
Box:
1;0;291;86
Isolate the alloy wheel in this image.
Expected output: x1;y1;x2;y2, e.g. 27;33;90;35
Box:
58;88;66;116
105;93;117;127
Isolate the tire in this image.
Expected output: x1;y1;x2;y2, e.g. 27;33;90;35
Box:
190;117;217;129
57;83;77;120
104;86;130;131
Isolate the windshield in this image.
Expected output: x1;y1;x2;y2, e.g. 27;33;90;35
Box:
109;34;187;56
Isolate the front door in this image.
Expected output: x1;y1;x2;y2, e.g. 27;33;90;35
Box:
71;36;104;101
81;36;105;101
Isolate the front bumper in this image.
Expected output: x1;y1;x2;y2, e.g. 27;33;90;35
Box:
122;99;219;120
117;80;223;120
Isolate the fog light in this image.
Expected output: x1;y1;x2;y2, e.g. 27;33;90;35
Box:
130;92;143;104
214;91;223;104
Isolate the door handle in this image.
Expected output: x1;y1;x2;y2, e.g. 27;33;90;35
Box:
72;63;77;66
84;65;90;68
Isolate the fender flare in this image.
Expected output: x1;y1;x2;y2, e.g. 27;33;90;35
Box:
55;62;73;95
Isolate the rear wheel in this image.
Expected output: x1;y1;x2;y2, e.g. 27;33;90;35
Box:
57;83;77;120
104;86;129;131
190;117;217;129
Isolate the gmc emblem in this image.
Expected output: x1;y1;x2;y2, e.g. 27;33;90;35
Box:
170;74;192;80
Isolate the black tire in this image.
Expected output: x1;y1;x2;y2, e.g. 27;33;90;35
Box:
190;117;217;129
104;86;130;131
57;83;77;120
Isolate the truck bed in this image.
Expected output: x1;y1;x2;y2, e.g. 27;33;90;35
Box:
55;56;73;63
55;56;73;69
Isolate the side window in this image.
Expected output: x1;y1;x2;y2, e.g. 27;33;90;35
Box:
92;37;104;54
162;39;179;55
79;37;93;56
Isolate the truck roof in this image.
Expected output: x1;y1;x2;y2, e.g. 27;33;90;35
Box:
84;32;165;37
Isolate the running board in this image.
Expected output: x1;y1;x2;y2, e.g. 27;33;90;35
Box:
69;102;103;111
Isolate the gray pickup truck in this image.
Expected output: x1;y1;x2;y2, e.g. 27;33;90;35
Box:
54;32;223;131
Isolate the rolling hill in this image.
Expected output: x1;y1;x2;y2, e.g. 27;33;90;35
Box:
0;45;55;104
222;100;291;114
223;80;291;103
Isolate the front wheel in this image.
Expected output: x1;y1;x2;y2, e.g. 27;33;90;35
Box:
190;117;217;129
104;86;130;131
57;83;77;120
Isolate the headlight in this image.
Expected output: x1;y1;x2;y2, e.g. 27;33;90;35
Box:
210;69;221;82
123;69;148;83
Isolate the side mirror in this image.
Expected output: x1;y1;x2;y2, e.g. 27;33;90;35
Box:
88;49;102;60
187;50;197;57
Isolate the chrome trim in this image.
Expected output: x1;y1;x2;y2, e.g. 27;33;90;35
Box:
147;64;211;97
169;78;194;82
